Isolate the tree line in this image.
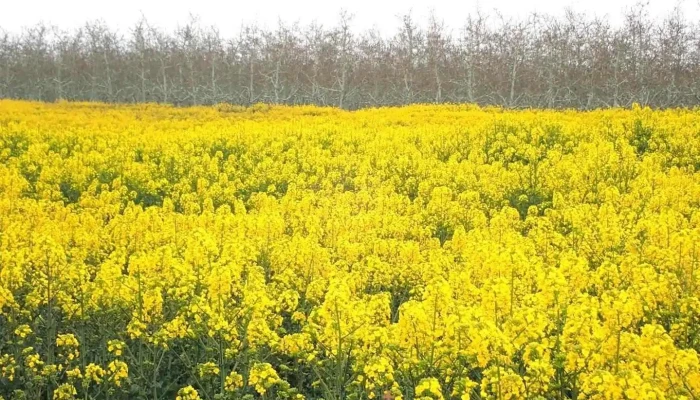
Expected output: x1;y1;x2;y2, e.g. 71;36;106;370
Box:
1;5;700;109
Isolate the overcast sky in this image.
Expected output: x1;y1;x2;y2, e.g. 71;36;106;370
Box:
1;0;698;36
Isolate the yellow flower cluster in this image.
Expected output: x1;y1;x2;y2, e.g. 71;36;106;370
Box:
416;377;444;399
14;325;31;340
0;355;15;382
359;357;395;396
224;371;244;392
56;334;80;362
52;383;77;400
197;361;220;378
249;362;282;395
0;100;699;399
84;363;105;384
176;385;201;400
106;340;125;357
107;360;128;387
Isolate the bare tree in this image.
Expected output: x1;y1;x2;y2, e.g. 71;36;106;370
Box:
1;7;700;108
238;24;262;105
426;11;449;103
458;11;488;104
393;12;422;104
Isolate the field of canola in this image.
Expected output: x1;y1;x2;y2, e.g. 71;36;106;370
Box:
1;101;700;400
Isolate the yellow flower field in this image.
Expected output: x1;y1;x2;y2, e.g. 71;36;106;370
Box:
1;100;700;399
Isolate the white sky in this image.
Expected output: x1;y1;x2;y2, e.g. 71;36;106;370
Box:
1;0;698;36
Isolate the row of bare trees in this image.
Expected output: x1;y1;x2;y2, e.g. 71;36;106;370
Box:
1;6;700;109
